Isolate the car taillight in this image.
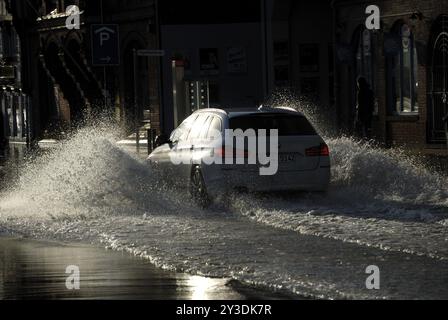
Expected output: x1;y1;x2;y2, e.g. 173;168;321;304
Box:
306;143;330;157
320;144;330;156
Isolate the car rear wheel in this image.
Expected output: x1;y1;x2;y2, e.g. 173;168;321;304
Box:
190;167;211;208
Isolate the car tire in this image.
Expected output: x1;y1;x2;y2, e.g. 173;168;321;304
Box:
190;166;211;208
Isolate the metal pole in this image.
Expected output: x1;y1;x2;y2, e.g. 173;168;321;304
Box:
261;0;268;99
150;129;152;155
134;48;139;153
100;0;107;109
331;0;341;130
155;0;165;135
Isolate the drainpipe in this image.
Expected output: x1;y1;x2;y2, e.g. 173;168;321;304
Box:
100;0;108;109
261;0;269;101
331;0;341;132
155;0;165;135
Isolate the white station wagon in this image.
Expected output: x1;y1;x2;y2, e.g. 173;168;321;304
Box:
148;107;331;207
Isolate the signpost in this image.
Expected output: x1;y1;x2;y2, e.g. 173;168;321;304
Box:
91;24;120;66
91;24;120;110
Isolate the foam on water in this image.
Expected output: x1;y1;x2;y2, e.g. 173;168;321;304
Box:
0;125;190;221
229;136;448;260
0;110;447;298
228;95;448;260
329;137;448;207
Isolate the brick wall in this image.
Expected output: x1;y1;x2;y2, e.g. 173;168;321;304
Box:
334;0;448;153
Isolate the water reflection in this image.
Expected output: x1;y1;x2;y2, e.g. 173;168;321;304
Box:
186;276;230;300
0;238;250;300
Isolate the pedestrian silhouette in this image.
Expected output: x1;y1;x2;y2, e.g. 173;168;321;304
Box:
355;77;375;139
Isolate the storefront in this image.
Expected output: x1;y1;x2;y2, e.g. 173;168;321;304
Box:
333;0;448;153
0;1;30;144
428;15;448;146
0;88;30;143
159;0;270;132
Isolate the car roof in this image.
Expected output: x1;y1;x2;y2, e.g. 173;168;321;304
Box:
193;106;304;118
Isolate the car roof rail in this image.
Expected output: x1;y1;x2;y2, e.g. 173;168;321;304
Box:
275;106;298;112
258;104;273;111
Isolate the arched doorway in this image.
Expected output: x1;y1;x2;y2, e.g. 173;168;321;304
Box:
348;26;375;126
44;41;85;126
65;39;103;109
38;55;58;136
428;15;448;144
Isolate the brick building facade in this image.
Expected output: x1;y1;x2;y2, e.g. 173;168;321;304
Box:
2;0;447;155
0;0;31;145
334;0;448;154
6;0;162;141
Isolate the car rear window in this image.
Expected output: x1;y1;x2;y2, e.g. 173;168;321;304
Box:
229;113;317;136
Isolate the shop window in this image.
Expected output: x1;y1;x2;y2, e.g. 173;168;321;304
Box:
389;24;419;114
356;29;374;90
273;41;290;87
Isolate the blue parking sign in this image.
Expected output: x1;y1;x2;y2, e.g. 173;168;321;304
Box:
91;24;120;66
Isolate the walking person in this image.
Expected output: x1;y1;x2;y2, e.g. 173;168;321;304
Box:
354;77;375;139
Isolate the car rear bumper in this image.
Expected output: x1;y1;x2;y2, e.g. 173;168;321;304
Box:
205;166;331;196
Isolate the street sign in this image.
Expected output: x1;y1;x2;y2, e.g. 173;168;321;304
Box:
91;24;120;66
137;49;165;57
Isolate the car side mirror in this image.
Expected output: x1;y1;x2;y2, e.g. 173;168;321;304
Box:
155;134;171;147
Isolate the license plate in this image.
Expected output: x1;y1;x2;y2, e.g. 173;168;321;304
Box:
279;153;297;163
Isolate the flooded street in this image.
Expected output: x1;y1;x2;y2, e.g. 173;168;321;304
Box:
2;0;448;306
0;237;285;300
0;126;447;299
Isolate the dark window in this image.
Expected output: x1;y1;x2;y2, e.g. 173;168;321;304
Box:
229;114;317;136
1;24;19;59
200;49;219;76
274;41;290;87
387;24;419;114
299;44;319;72
208;82;220;106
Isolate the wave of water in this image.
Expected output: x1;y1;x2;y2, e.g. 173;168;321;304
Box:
329;137;448;207
0;126;189;221
0;119;447;298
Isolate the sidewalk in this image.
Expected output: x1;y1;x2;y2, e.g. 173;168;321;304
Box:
36;134;154;160
117;135;154;160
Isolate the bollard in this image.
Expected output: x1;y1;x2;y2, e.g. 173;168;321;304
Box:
147;129;157;155
443;112;448;148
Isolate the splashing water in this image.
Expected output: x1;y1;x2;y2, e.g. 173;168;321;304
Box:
226;92;448;260
266;91;448;211
328;137;448;207
0;107;447;298
0;124;190;221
